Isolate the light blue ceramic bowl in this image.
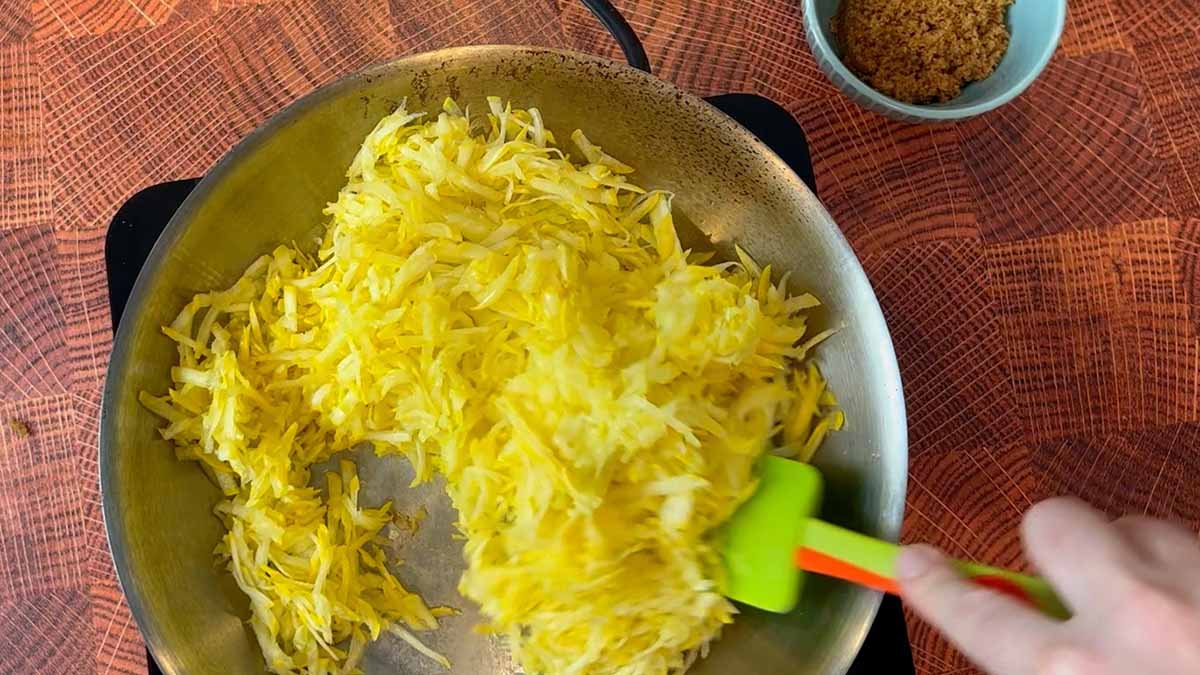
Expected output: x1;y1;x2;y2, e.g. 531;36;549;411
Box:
804;0;1066;122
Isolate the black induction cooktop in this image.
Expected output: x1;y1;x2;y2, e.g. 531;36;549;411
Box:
106;92;915;675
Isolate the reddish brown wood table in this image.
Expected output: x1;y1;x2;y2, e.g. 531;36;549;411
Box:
1;1;1197;673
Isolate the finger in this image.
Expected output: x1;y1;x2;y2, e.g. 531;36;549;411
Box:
1022;497;1137;611
1112;516;1200;603
897;545;1061;675
1112;516;1200;567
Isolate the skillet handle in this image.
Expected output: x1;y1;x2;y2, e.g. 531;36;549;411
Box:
579;0;651;73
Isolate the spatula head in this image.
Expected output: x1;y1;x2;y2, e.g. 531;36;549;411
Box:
720;455;824;613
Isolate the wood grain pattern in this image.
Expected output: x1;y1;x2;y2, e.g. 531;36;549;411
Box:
0;42;51;230
804;110;980;254
215;0;401;134
903;441;1035;674
0;2;1197;674
960;51;1166;242
1134;30;1200;217
986;219;1200;439
0;394;87;599
862;241;1026;457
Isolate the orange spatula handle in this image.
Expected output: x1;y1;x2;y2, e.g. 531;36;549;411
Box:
795;519;1070;619
795;547;901;594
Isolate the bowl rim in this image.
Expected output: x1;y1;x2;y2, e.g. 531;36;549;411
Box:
100;44;908;675
803;0;1067;120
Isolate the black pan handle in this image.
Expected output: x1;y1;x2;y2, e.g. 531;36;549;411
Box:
578;0;651;73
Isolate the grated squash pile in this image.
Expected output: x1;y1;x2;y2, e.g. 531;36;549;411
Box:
142;98;842;675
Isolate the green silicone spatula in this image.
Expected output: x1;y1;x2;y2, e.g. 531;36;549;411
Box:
720;455;1070;619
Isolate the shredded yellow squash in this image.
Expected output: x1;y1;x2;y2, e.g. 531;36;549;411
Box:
142;98;842;675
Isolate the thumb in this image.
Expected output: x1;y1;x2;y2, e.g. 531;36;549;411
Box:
897;545;1059;675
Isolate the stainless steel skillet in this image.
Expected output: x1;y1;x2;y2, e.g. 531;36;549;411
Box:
100;36;907;675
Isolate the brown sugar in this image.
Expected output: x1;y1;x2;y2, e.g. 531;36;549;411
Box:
7;418;30;437
832;0;1014;104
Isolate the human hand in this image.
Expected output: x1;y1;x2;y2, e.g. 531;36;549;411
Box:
896;497;1200;675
